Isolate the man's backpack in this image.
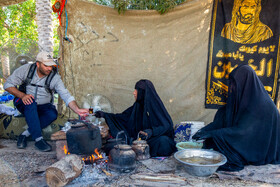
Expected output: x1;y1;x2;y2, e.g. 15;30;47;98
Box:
18;63;57;100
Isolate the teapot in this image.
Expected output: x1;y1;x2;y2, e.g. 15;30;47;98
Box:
108;131;136;173
132;132;150;160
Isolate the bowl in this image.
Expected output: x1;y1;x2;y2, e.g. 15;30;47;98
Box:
174;149;227;177
176;141;203;150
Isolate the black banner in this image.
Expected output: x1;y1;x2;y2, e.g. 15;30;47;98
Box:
205;0;280;108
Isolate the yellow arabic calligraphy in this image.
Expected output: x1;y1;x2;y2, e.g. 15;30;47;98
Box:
258;47;270;54
213;58;273;79
216;50;244;61
248;59;265;76
258;45;276;54
267;59;272;77
248;58;273;77
239;45;258;54
213;61;238;79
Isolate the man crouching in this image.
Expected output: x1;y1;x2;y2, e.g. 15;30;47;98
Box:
4;51;88;152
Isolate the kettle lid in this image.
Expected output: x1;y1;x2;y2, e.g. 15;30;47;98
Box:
115;144;132;150
132;140;147;145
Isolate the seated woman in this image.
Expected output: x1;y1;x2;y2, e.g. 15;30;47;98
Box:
193;65;280;171
95;79;177;157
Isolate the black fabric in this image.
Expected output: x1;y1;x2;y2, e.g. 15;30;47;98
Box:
205;0;280;108
199;65;280;171
95;111;105;118
103;79;176;156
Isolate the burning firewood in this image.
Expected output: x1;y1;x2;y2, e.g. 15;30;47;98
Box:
46;154;84;187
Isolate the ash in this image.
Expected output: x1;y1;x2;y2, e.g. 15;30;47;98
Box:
67;164;108;186
68;154;117;186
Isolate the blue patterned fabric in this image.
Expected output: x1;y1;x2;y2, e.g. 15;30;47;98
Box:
174;122;192;143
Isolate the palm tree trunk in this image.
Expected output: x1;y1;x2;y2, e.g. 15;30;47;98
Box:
36;0;53;53
1;53;10;79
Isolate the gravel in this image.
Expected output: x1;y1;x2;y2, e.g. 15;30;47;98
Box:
0;139;277;187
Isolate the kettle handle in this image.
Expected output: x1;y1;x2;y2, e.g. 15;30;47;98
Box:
137;132;147;140
116;130;127;145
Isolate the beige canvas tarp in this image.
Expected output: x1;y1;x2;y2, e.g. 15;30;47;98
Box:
59;0;217;125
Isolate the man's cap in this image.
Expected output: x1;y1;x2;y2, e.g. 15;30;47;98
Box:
36;51;56;66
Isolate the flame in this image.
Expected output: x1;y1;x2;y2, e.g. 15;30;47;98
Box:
63;145;70;154
95;148;103;159
63;145;104;163
87;148;103;163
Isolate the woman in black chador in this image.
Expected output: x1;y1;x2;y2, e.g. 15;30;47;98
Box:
193;65;280;171
95;79;176;157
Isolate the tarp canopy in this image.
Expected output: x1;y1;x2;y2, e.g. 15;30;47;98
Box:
59;0;217;125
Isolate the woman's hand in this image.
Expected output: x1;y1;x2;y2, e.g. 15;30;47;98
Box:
94;111;105;118
192;130;212;140
139;129;152;140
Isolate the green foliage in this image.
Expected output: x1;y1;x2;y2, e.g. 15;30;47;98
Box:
88;0;113;6
0;0;60;58
0;0;37;54
155;0;177;14
91;0;186;14
112;0;129;14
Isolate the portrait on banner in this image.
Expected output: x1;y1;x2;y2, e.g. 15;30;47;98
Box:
205;0;280;108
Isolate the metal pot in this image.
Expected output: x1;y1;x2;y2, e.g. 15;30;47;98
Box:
108;131;136;173
132;133;150;160
66;120;102;155
103;138;125;155
174;149;227;177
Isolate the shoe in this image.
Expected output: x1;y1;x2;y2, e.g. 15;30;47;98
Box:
17;135;27;149
35;139;52;152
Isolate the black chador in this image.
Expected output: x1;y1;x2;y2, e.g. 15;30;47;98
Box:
95;80;176;157
193;65;280;171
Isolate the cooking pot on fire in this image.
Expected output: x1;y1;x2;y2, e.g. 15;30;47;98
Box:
103;137;125;155
66;120;102;155
108;131;136;173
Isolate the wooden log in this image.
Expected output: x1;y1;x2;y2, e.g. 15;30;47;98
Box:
130;173;189;186
56;140;68;160
51;130;66;140
46;154;84;187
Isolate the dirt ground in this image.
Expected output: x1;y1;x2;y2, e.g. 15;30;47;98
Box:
0;138;278;187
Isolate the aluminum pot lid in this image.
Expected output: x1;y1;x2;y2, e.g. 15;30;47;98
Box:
115;144;132;150
107;138;123;143
132;140;147;145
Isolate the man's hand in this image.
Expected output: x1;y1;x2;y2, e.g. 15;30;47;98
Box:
75;108;89;117
68;100;89;117
5;87;29;104
21;94;34;105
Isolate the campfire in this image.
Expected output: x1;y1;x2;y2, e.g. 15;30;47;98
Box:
48;122;112;187
63;145;107;164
